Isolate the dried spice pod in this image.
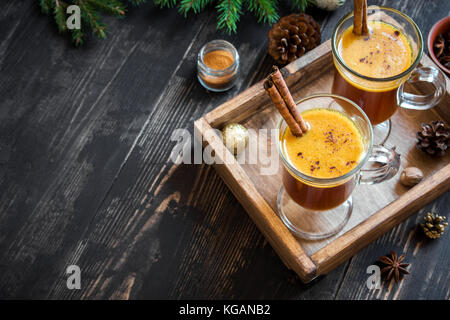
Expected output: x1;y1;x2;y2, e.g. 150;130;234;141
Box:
268;13;321;65
399;167;423;187
433;31;450;69
379;251;410;283
434;34;445;58
416;120;450;156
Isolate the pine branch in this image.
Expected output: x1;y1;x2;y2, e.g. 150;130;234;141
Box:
245;0;278;24
40;0;315;46
179;0;212;16
53;0;68;33
85;0;126;16
71;27;85;46
40;0;152;46
154;0;178;8
216;0;242;34
77;0;107;38
40;0;53;14
290;0;313;12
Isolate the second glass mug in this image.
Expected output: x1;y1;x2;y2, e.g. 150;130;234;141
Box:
277;94;399;240
331;6;446;145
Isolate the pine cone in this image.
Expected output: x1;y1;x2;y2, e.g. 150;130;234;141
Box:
268;13;321;65
416;121;450;156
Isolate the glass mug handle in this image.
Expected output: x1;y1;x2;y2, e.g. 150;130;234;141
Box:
359;145;401;185
397;66;446;110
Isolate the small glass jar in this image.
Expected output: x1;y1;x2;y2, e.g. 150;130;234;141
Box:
197;40;239;92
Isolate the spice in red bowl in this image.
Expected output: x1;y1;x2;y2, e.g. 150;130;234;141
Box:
434;33;450;68
427;16;450;75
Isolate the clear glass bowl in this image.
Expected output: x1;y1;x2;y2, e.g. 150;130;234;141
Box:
197;40;239;92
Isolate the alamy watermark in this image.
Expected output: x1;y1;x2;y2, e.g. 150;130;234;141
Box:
169;124;280;176
366;265;381;290
66;5;81;30
66;265;81;290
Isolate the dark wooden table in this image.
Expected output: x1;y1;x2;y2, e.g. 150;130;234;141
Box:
0;0;448;299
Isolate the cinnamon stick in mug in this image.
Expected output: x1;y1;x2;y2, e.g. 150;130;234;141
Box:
353;0;369;36
264;79;303;136
269;66;309;133
362;0;369;34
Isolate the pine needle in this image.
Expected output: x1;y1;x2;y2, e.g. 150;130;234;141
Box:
71;28;84;46
77;0;107;38
154;0;178;8
291;0;313;12
53;0;68;33
85;0;126;16
216;0;242;34
179;0;212;16
40;0;53;14
245;0;278;24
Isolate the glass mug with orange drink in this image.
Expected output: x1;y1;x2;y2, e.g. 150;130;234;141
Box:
331;6;446;144
277;94;399;240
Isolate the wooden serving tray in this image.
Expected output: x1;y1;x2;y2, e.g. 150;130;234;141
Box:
194;40;450;282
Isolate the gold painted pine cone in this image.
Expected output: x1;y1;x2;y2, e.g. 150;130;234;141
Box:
268;13;321;65
421;212;448;239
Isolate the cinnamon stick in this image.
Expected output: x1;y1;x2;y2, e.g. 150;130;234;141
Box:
263;66;308;137
353;0;369;36
362;0;369;35
264;79;303;136
269;66;309;133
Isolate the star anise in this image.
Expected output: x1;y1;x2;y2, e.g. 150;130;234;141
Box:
434;34;445;58
379;251;410;283
434;31;450;68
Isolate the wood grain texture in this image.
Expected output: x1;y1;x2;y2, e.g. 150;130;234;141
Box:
0;0;448;299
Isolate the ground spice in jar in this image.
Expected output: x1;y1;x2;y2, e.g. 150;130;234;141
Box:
197;40;239;92
203;50;234;70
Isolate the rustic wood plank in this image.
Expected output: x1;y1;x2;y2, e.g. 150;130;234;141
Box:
0;2;213;298
36;9;288;299
0;0;448;300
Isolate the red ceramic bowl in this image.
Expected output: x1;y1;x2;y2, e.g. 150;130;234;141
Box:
427;16;450;75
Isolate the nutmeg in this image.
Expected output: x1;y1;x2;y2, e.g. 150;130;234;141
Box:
400;167;424;187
